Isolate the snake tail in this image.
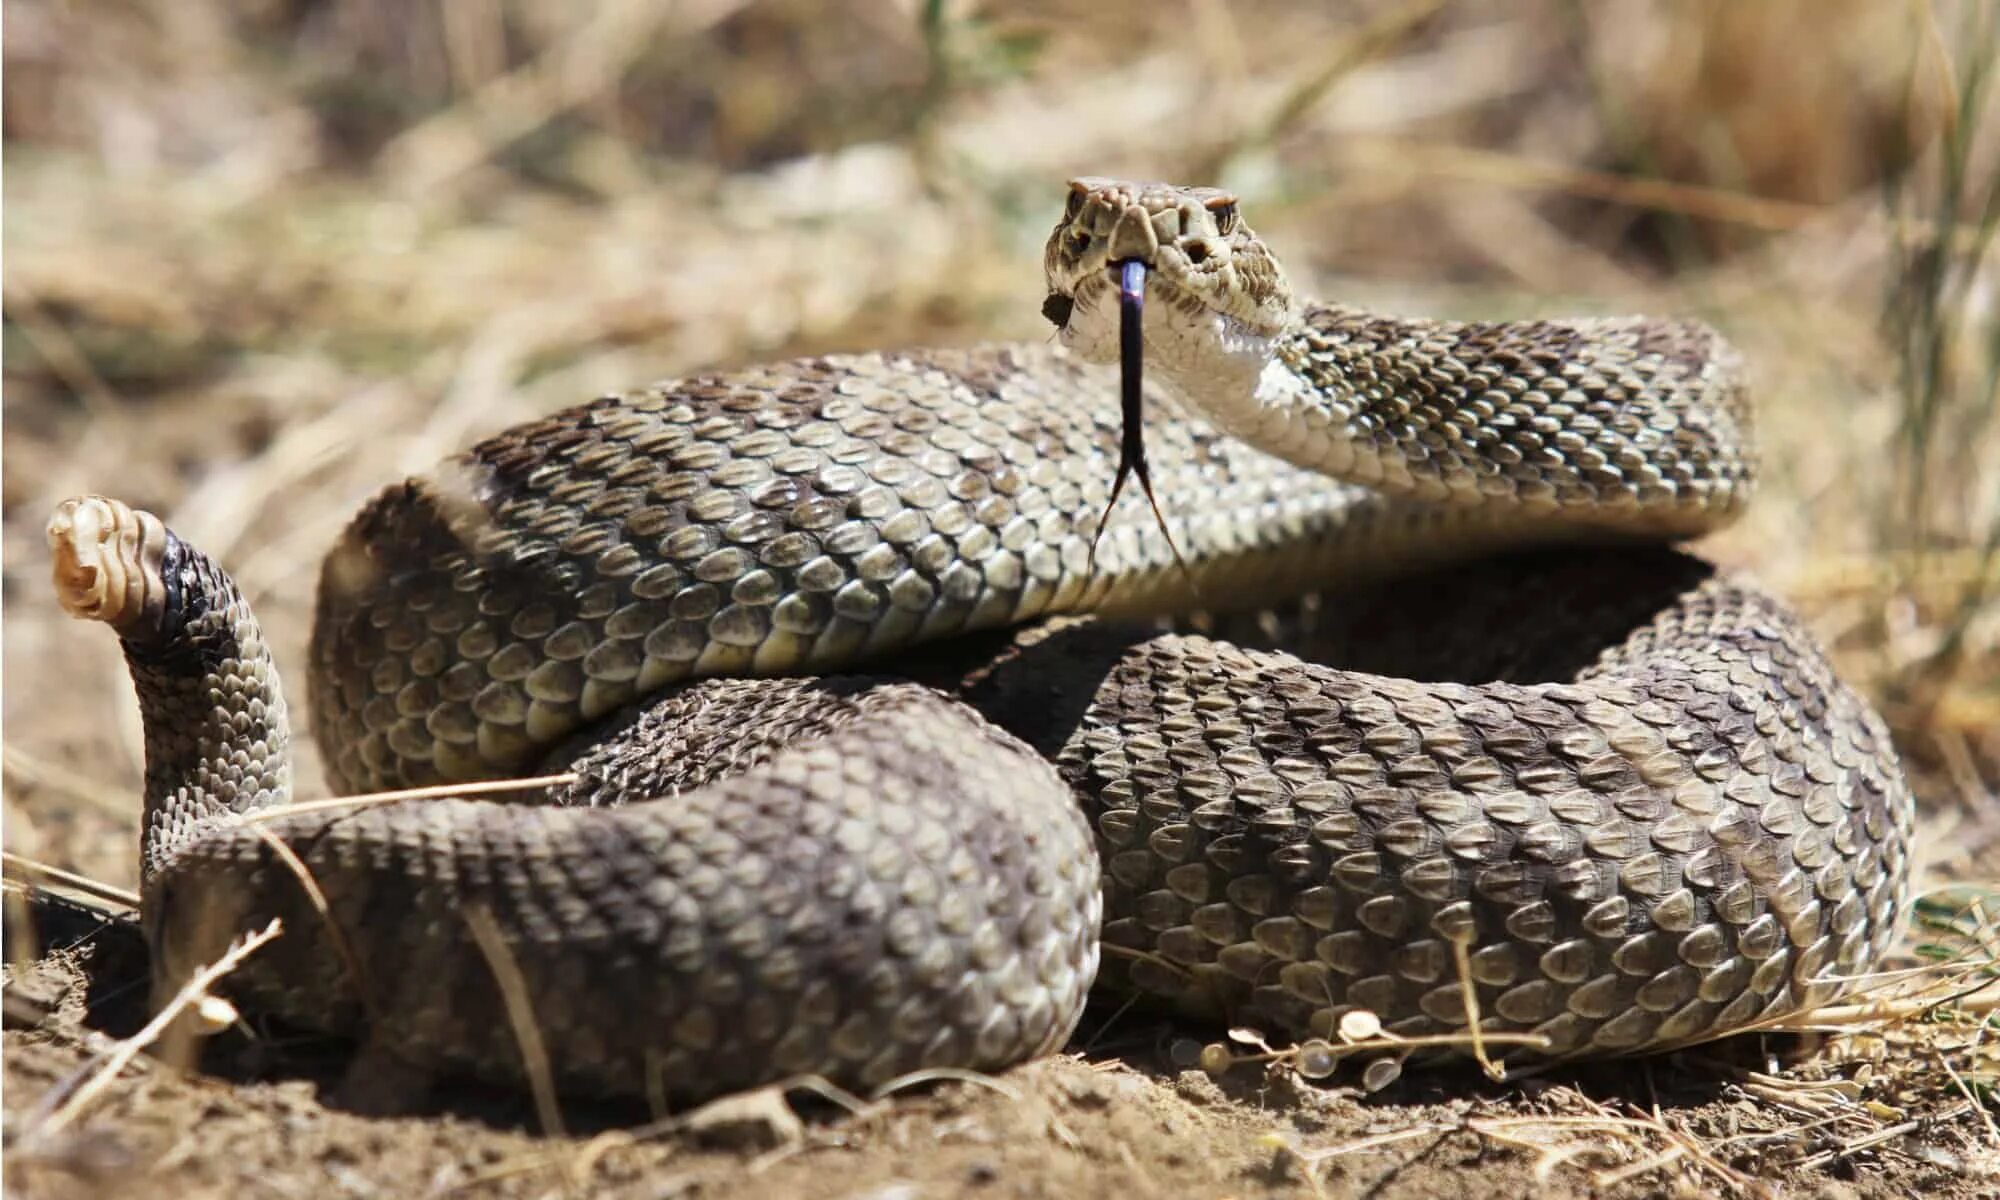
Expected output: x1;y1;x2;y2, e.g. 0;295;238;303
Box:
46;496;1101;1101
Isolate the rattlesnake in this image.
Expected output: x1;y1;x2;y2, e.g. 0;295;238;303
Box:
47;178;1912;1104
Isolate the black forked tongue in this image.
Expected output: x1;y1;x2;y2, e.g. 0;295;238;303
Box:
1088;260;1193;586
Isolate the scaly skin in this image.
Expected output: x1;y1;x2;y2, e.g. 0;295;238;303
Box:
47;178;1912;1103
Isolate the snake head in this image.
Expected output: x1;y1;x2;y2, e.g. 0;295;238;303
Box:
1041;177;1295;377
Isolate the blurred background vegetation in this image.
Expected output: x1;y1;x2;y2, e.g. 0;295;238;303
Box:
3;1;1995;889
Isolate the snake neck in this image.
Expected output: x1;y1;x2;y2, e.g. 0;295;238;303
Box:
1154;300;1756;536
112;528;295;885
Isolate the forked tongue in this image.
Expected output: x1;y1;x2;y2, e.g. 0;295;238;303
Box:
1088;258;1193;583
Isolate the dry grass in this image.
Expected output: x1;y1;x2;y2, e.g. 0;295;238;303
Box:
3;1;1997;1196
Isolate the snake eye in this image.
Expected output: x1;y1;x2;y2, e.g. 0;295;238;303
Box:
1063;188;1087;223
1206;200;1238;236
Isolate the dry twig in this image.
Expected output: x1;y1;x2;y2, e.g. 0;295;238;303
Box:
22;918;282;1142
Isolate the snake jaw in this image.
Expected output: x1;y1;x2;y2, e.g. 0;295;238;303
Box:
48;495;170;636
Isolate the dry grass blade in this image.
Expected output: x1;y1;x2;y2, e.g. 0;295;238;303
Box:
3;287;121;417
1468;1109;1778;1200
241;822;380;1028
1332;136;2000;237
1449;936;1503;1081
1205;0;1450;179
0;850;140;910
1792;1106;1964;1171
22;917;282;1142
870;1067;1023;1102
434;1080;831;1196
381;0;746;195
238;773;577;825
2;744;135;819
1262;1123;1454;1193
462;902;564;1140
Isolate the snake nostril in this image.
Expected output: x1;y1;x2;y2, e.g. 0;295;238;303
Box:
1041;293;1075;329
1070;229;1090;251
1185;241;1210;266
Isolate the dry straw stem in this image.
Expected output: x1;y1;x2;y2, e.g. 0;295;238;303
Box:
1753;883;2000;1027
1793;1100;1977;1172
382;0;746;196
1468;1107;1776;1200
463;901;566;1140
4;287;120;418
1268;1103;1774;1198
1332;135;2000;250
238;820;384;1036
0;850;140;910
23;917;282;1143
1208;923;1553;1086
238;772;577;824
3;743;139;819
1201;0;1450;179
1263;1122;1452;1167
439;1066;1041;1196
1450;936;1503;1080
437;1077;849;1196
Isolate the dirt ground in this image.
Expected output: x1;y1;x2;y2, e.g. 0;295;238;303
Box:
3;924;1994;1200
5;3;1998;1198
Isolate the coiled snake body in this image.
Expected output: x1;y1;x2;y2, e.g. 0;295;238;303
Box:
49;179;1912;1104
